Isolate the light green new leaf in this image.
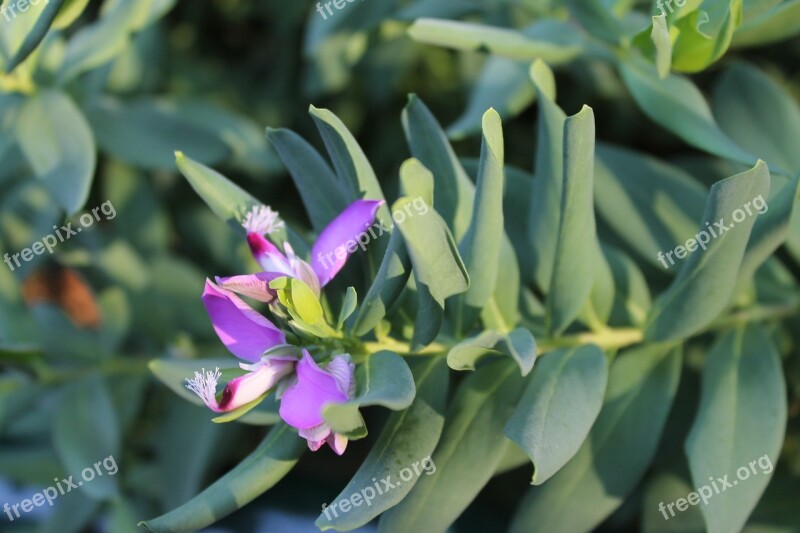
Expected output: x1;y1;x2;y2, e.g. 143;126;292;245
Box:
393;196;469;348
619;57;756;167
408;18;582;62
505;345;608;485
337;286;357;331
528;60;565;293
685;326;786;533
712;62;800;174
267;127;348;231
5;0;66;73
481;234;521;332
402;94;475;240
652;14;672;78
53;375;120;500
510;344;682;533
316;357;448;531
455;109;505;329
15;90;95;214
379;361;525;533
547;106;598;334
323;351;415;437
447;328;537;376
644;161;771;341
672;0;743;72
140;424;306;532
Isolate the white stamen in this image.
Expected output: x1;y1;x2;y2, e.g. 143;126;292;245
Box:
242;205;285;236
185;367;221;408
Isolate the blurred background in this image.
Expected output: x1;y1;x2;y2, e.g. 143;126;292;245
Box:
0;0;799;531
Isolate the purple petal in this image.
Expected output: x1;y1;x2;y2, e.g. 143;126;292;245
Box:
299;424;332;452
217;358;295;412
310;200;384;286
279;351;348;429
202;280;286;362
215;272;281;303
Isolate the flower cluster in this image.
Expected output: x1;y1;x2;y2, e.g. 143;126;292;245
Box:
186;200;383;454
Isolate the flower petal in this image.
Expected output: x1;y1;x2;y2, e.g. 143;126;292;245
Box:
299;424;332;452
217;357;295;411
279;351;348;429
247;233;294;275
325;354;356;397
202;279;286;362
310;199;384;286
327;432;348;455
215;272;281;303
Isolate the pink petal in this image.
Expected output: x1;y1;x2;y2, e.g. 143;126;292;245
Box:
215;272;281;303
247;233;294;275
279;351;348;429
327;432;348;455
202;280;286;362
310;200;384;287
217;357;295;411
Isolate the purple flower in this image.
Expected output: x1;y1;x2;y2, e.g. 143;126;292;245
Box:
279;351;355;455
242;200;383;291
184;280;297;412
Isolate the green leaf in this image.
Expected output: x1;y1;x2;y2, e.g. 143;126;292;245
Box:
605;246;652;327
53;375;120;501
266;127;348;231
651;14;673;78
510;344;682;533
84;97;230;170
671;0;743;72
407;18;582;62
736;174;800;290
15;90;95;214
337;286;357;331
353;227;411;336
446;57;535;140
642;471;706;532
174;152;304;251
447;327;537;376
323;351;415;438
5;0;66;73
140;423;306;532
732;0;800;47
53;0;91;29
393;196;470;348
308;105;386;206
402;94;475;240
685;326;786;533
379;360;526;533
316;357;448;531
644;161;771;341
59;0;154;82
594;143;707;269
455;108;505;330
505;345;608;485
480;234;521;332
712;62;800;174
567;0;624;44
619;57;756;167
528;60;566;293
547;105;598;334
